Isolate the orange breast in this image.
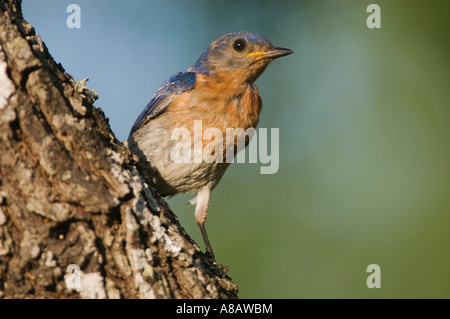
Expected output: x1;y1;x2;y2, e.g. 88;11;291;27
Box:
165;73;262;161
171;73;261;127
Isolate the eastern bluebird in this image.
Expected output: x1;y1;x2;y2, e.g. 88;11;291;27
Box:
128;31;292;262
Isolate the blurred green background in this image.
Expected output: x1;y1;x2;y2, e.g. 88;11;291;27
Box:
23;0;450;298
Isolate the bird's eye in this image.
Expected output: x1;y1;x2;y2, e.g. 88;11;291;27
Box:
232;38;247;52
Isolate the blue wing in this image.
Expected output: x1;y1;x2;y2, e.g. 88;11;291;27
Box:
130;71;197;135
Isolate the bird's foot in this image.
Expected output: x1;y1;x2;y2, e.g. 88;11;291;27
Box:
203;250;229;278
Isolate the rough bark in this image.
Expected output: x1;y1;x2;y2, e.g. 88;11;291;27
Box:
0;0;237;299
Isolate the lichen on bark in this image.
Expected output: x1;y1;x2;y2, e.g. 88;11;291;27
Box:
0;0;237;299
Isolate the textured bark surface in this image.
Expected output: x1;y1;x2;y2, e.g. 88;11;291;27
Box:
0;0;237;299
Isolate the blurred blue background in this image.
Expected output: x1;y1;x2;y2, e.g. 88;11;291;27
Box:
23;0;450;298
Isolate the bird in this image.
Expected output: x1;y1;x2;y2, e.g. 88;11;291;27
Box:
128;31;292;263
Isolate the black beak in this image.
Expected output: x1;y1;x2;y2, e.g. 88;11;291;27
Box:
265;47;294;59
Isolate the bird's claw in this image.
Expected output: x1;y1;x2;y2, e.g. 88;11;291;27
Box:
203;251;229;278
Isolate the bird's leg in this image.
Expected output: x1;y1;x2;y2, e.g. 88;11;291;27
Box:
193;184;229;277
198;223;215;260
194;184;215;260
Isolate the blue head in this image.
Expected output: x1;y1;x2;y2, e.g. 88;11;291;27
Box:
192;31;293;82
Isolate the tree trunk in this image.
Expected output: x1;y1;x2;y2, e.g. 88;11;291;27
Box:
0;0;237;299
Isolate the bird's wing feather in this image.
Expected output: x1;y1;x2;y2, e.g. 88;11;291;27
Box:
130;71;197;134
